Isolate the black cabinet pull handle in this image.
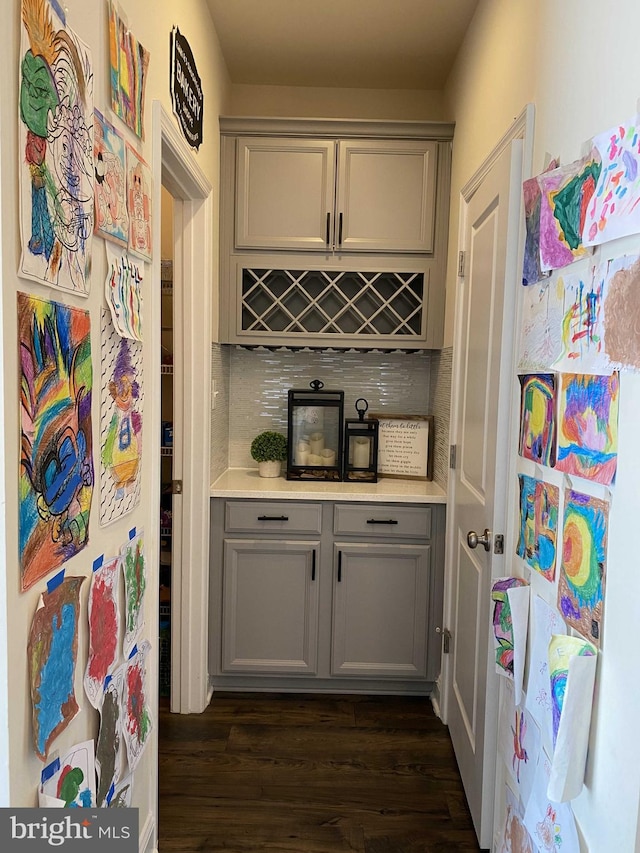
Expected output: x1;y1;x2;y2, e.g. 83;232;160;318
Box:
337;550;342;582
326;211;331;245
257;515;289;521
312;549;316;581
366;518;399;525
338;212;343;245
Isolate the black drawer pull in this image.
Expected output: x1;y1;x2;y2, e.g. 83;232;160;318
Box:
312;549;316;581
257;515;289;522
366;518;399;525
337;550;342;582
326;211;331;245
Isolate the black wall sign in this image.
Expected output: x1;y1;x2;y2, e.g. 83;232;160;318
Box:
170;27;203;150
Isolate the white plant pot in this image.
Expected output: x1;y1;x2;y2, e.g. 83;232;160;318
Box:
258;460;282;478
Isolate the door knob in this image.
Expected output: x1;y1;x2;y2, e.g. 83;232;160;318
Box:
467;529;491;552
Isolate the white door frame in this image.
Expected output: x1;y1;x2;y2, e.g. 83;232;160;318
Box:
151;102;213;714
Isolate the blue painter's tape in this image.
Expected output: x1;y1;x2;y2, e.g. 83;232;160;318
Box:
47;569;65;593
104;674;112;691
93;555;104;572
129;527;136;540
106;781;116;805
128;644;138;659
41;757;60;784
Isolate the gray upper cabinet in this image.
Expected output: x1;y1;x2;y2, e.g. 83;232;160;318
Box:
219;117;454;348
235;136;437;254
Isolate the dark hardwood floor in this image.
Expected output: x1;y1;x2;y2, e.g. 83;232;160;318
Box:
158;692;481;853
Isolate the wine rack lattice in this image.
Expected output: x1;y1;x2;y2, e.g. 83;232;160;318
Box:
241;269;424;338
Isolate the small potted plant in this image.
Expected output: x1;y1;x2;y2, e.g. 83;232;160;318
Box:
250;430;287;478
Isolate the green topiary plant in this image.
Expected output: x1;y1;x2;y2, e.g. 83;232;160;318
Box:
250;430;287;463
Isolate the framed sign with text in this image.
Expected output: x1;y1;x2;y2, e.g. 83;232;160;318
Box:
368;414;434;481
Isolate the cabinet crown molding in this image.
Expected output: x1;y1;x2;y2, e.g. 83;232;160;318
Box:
219;116;455;141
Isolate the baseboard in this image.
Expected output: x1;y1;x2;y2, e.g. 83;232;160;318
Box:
140;811;156;853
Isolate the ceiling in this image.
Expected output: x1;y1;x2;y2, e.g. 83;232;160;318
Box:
206;0;479;91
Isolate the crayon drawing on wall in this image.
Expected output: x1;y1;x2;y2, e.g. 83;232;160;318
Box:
603;254;640;370
525;597;566;750
96;664;124;807
537;153;600;272
122;530;146;659
126;143;152;261
19;293;94;591
19;0;94;294
499;680;540;807
39;739;96;807
516;475;559;582
100;308;144;525
84;555;121;709
558;489;608;646
123;640;153;774
104;243;144;341
94;108;128;247
108;0;149;139
518;374;556;466
523;753;580;853
555;372;619;485
582;114;640;246
517;279;564;372
491;577;529;704
28;576;85;761
554;271;610;374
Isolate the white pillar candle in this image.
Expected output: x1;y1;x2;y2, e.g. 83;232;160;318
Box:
353;437;370;468
309;432;324;454
307;453;323;466
295;441;310;465
320;448;336;466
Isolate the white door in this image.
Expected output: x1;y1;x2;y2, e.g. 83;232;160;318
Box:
444;136;526;848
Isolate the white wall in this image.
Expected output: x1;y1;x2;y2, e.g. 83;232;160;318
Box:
0;0;230;847
445;1;640;849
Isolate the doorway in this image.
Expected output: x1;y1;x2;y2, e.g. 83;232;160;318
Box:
152;102;213;713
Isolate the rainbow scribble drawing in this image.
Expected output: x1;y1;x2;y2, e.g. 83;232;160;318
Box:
518;374;556;466
554;271;610;374
108;0;149;139
548;634;596;746
19;293;94;591
558;490;608;646
538;153;600;272
583;115;640;247
517;475;559;582
28;576;85;760
84;556;121;709
555;372;619;485
123;640;153;773
491;577;528;677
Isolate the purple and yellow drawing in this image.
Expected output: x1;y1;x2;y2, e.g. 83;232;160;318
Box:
491;577;527;676
19;293;93;591
558;490;608;646
109;1;149;140
555;372;618;485
548;633;596;746
28;576;85;760
518;373;556;466
517;475;559;582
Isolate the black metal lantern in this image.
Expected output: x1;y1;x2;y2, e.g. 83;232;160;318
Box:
343;398;379;483
287;379;344;481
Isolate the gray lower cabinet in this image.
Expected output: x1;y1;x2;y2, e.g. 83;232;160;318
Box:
209;498;445;693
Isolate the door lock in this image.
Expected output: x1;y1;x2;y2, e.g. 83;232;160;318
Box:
467;529;491;552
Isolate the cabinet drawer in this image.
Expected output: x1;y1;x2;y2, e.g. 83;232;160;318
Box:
334;503;431;539
225;501;322;534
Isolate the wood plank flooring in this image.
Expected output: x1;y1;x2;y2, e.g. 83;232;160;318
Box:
158;692;481;853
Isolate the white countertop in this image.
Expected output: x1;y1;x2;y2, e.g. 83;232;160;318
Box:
210;468;447;504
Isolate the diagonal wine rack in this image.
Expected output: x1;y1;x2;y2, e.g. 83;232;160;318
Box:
241;269;425;338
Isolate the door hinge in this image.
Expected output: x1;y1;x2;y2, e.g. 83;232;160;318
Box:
437;627;452;654
494;533;504;555
458;250;466;278
449;444;457;469
172;479;183;495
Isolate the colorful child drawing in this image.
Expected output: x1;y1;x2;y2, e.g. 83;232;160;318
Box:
19;293;93;591
518;373;556;466
517;475;559;581
94;108;128;246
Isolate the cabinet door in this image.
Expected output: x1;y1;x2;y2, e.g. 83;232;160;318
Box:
235;138;335;251
331;543;430;678
222;539;319;674
336;140;437;253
